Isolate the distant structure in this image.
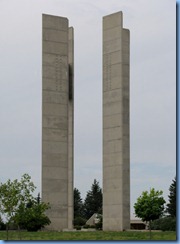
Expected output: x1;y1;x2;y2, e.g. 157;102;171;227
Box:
42;14;74;231
102;11;130;231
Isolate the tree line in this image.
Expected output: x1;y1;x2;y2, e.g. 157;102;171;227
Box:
74;177;176;232
0;174;176;237
74;179;102;227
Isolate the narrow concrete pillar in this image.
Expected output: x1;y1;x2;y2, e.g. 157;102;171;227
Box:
68;27;74;230
103;11;130;231
42;14;74;231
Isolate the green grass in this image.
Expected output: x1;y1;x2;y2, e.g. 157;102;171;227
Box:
0;230;176;241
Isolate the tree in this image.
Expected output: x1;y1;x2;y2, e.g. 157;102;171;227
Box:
74;188;84;219
0;174;51;237
134;188;165;238
0;174;36;239
83;179;102;219
166;176;176;217
15;193;51;231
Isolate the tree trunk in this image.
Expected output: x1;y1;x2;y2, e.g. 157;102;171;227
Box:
18;224;22;240
149;220;152;240
6;223;9;240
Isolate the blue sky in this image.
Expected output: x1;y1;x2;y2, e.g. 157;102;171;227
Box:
0;0;176;219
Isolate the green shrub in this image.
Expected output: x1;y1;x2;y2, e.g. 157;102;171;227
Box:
95;222;102;230
74;225;81;230
151;217;176;231
95;214;102;230
83;224;90;229
15;201;51;232
73;217;86;226
0;219;6;231
89;225;96;228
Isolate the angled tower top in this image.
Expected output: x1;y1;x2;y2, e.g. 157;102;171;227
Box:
103;11;123;29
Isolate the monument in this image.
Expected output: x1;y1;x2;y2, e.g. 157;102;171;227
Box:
102;11;130;231
41;11;130;231
42;14;74;231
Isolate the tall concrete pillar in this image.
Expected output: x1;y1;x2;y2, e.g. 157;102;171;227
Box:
42;14;74;231
68;27;74;230
103;11;130;231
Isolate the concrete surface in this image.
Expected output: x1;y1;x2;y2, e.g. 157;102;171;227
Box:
42;14;74;231
103;11;130;231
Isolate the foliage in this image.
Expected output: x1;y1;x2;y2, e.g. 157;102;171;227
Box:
0;216;6;231
134;188;166;222
0;174;51;236
88;225;96;228
83;179;102;219
0;174;36;239
134;188;165;239
0;178;20;225
95;214;102;230
74;225;81;230
166;177;176;217
151;217;176;231
15;193;51;231
83;224;90;229
74;188;84;219
73;216;86;227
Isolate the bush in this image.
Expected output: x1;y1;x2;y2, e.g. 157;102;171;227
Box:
25;215;51;232
95;222;102;230
95;214;102;230
73;217;86;226
151;217;176;231
89;225;96;229
74;225;81;230
0;219;6;231
16;201;51;232
83;224;90;229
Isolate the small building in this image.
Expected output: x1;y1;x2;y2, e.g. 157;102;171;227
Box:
130;219;147;230
86;215;147;230
86;213;101;226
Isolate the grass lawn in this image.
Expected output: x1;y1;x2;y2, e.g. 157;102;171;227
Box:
0;230;176;241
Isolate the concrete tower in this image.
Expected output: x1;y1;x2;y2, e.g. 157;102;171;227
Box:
103;11;130;231
42;14;74;231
